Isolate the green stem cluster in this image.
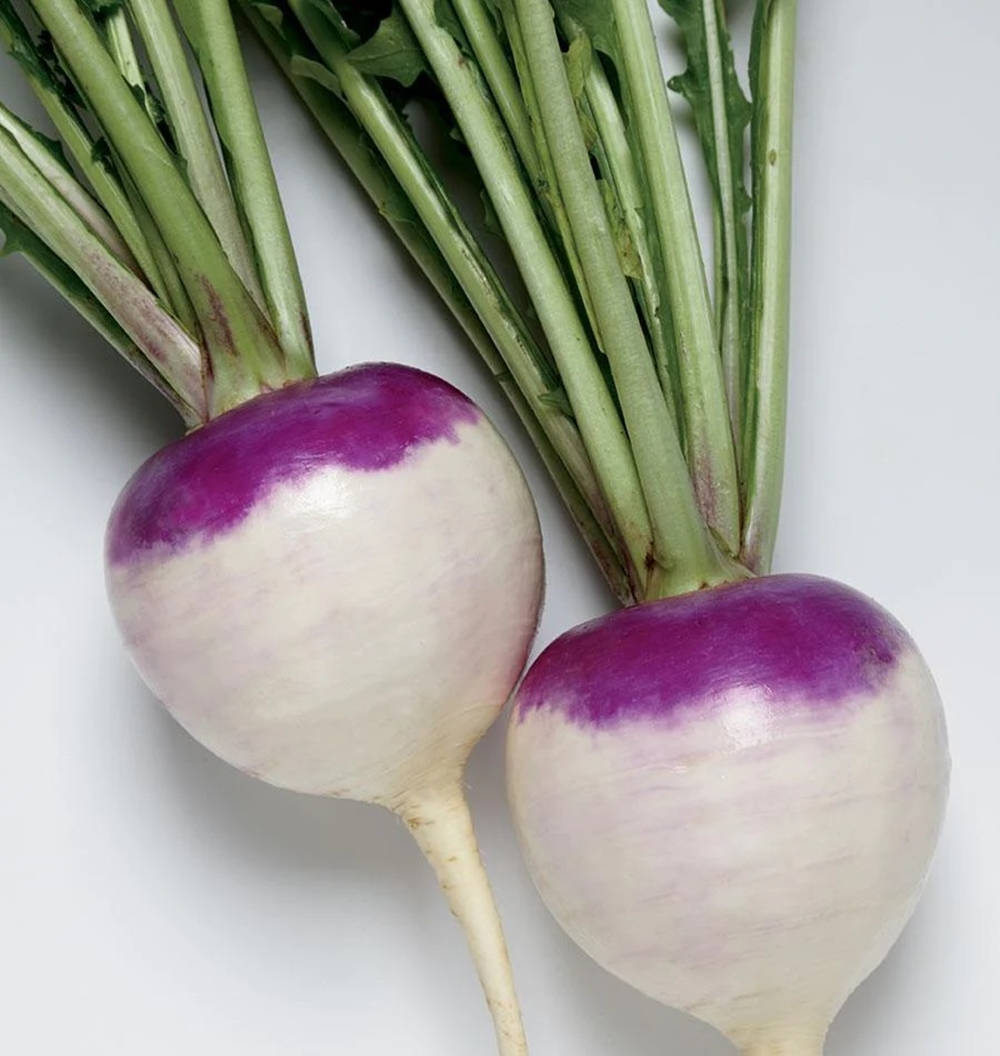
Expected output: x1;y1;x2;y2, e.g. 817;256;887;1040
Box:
247;0;798;602
0;0;313;421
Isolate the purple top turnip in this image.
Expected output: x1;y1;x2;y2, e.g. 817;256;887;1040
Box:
107;364;541;807
107;364;542;1053
508;575;949;1054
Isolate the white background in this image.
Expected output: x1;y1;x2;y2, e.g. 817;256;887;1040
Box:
1;2;997;1053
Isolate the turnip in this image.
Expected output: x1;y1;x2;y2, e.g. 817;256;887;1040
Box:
108;363;541;1054
254;0;952;1050
1;2;540;1051
508;575;949;1054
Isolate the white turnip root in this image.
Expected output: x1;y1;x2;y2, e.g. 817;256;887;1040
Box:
508;575;949;1055
107;363;543;1054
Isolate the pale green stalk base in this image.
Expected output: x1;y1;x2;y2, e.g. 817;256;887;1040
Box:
0;125;207;419
702;0;748;444
176;0;315;377
0;101;136;269
30;0;294;414
612;0;741;556
515;0;729;598
126;0;265;308
0;10;169;300
0;196;200;425
741;0;799;574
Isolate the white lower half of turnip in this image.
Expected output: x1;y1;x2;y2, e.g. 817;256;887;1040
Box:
106;363;543;1053
507;575;949;1054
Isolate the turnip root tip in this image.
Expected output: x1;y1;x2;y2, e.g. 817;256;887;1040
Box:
399;785;527;1056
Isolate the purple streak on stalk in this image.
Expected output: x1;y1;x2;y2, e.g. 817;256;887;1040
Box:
516;575;909;726
107;363;480;565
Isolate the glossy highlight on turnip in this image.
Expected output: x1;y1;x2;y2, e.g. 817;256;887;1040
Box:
508;575;949;1055
107;363;543;1054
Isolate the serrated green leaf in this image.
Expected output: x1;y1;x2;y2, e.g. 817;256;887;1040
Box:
579;105;599;152
552;0;619;65
563;34;600;151
348;7;429;87
145;86;168;128
661;0;751;344
748;0;771;167
660;0;750;213
128;81;147;109
289;53;344;95
0;7;82;111
0;200;31;259
432;0;471;53
6;35;51;88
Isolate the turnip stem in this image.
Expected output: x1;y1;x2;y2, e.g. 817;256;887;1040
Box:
121;174;202;338
397;785;527;1056
174;0;315;377
99;6;161;128
449;0;539;184
512;0;729;597
610;0;741;555
282;0;628;588
0;4;166;299
560;16;682;435
92;3;203;337
497;8;600;339
125;0;266;310
28;0;290;413
701;0;749;445
0;101;137;271
741;0;798;574
0;195;200;424
0;125;207;419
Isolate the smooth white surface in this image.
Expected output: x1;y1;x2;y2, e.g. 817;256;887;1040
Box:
0;2;997;1053
509;650;948;1049
108;412;541;802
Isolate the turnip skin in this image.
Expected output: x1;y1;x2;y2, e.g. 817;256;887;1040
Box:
507;575;949;1054
105;362;541;1053
106;362;542;802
